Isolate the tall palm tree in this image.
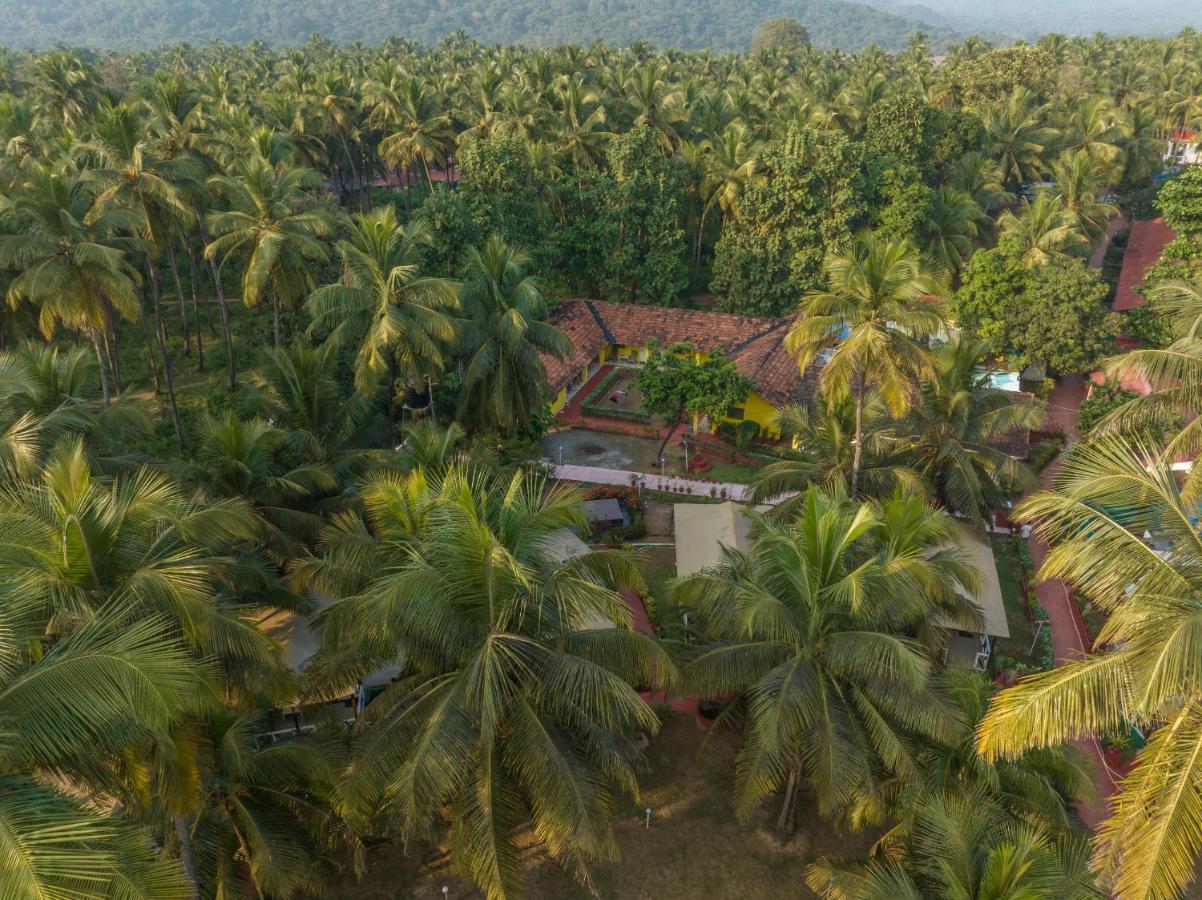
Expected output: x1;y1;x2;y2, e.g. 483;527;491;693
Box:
368;74;453;194
787;233;945;498
247;340;386;481
750;393;925;515
676;488;980;831
982;88;1057;191
902;336;1046;524
205;157;333;348
79;102;201;447
0;161;141;403
0;439;282;697
920;186;984;279
997;190;1090;268
1099;276;1202;479
305;205;458;417
806;789;1100;899
950;150;1014;220
916;669;1093;834
184;410;337;566
456;234;571;434
1051;149;1119;245
186;709;358;898
298;466;674;899
978;435;1202;900
0;342;151;479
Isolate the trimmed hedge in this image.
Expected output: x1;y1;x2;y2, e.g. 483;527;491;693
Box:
581;368;652;422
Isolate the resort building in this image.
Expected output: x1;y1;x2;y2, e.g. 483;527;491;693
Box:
1166;129;1202;167
543;299;822;437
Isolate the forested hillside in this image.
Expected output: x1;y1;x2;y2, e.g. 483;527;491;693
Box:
1;0;958;50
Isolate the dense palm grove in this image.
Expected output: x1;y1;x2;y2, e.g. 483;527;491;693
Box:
0;26;1201;900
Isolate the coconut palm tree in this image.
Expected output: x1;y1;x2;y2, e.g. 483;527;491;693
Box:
0;160;141;403
982;88;1057;192
901;336;1046;525
1051;149;1119;245
806;789;1100;900
368;74;453;194
0;601;200;899
205;156;333;348
0;342;151;479
305;205;458;415
750;393;925;515
298;466;674;899
920;186;984;279
186;708;359;898
77;102;200;447
997;190;1090;268
247;340;386;481
675;488;980;832
978;435;1202;900
456;234;571;434
787;232;945;498
1096;276;1202;479
908;669;1094;835
950;150;1014;221
183;410;338;566
0;438;283;697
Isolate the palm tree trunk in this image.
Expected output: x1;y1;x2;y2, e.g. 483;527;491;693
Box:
776;762;802;834
167;246;191;357
421;154;435;192
100;301;122;395
145;253;184;451
142;316;162;394
271;288;282;349
194;214;237;392
173;815;201;900
387;353;398;444
90;330;111;407
851;373;865;500
185;243;205;371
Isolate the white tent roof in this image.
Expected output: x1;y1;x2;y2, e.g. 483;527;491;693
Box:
673;501;753;577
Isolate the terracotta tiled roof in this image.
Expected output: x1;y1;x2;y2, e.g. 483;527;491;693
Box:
543;299;820;406
1114;218;1176;312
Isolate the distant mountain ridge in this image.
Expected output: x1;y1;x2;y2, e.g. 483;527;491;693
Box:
0;0;960;51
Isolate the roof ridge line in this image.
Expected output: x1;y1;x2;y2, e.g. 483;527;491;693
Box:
584;300;617;346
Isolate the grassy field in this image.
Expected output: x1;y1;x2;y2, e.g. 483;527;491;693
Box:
331;714;878;900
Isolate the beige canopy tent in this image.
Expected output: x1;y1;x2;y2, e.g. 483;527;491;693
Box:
942;522;1009;669
673;501;754;577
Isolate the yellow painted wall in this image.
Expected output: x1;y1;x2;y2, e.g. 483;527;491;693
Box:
550;385;568;414
718;391;782;437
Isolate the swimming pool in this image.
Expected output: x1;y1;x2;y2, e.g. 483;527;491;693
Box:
977;369;1022;392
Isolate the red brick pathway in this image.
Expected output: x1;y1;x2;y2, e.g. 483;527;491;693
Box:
1023;375;1121;829
623;587;702;720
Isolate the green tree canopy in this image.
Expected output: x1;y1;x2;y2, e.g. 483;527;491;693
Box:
749;17;810;54
953;243;1118;374
711;127;864;316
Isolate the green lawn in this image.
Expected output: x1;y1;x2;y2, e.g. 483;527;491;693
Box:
699;459;763;485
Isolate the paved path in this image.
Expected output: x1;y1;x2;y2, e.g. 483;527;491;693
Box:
1022;375;1121;829
547;462;752;501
